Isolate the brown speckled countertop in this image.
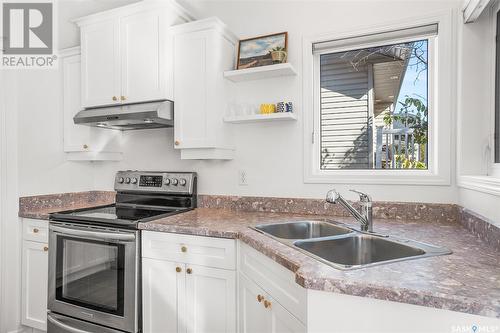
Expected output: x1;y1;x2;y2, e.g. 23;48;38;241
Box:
18;191;115;219
139;208;500;318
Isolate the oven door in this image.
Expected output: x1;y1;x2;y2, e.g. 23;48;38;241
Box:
48;222;139;333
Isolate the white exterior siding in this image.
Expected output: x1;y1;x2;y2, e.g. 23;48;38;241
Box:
320;54;370;169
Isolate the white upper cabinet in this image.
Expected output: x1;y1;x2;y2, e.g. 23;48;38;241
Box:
120;9;167;104
74;1;193;108
80;20;120;108
60;47;122;161
170;18;237;160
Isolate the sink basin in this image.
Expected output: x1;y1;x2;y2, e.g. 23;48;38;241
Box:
252;221;451;270
254;221;353;240
294;234;451;269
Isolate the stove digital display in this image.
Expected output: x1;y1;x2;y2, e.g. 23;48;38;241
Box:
139;175;163;187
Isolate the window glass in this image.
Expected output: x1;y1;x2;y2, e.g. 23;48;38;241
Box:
318;39;430;170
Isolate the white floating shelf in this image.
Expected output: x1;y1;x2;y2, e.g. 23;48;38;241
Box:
224;63;297;82
224;113;297;124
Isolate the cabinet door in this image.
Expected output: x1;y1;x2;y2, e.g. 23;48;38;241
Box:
62;54;91;152
21;241;48;331
143;258;185;333
81;20;120;107
173;31;213;149
239;273;272;333
270;297;307;333
120;10;167;104
185;265;236;333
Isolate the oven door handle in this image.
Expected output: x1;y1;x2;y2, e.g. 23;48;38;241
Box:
47;314;93;333
50;225;135;241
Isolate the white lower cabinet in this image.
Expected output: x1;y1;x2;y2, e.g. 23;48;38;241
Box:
185;264;236;333
142;232;237;333
238;243;306;333
239;273;305;333
239;273;272;333
143;258;184;333
21;219;49;331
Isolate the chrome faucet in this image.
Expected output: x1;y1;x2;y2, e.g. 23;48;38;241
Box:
326;189;373;232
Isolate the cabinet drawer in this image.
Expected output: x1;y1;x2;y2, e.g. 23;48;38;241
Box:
239;242;307;324
142;231;236;270
23;219;49;243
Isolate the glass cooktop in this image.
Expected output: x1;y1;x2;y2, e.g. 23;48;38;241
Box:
50;204;186;228
67;205;173;221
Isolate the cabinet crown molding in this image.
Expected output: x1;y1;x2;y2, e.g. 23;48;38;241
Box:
72;0;195;27
169;16;239;45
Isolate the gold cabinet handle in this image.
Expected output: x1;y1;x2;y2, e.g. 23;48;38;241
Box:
181;246;187;253
120;96;126;101
176;266;182;273
174;140;180;146
186;268;192;274
257;294;264;303
43;246;48;252
112;96;118;101
264;300;271;309
83;144;89;149
33;228;39;233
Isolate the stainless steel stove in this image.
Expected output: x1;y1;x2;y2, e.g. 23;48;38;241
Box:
47;171;197;333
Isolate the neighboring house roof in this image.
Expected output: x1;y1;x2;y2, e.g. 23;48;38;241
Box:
339;44;414;117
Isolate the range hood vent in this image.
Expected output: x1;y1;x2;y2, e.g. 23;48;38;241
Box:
74;100;174;130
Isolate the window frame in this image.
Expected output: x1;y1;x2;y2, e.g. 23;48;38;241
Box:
491;2;500;177
303;12;454;185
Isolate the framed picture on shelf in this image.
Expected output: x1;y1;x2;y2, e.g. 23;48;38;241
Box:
237;32;288;69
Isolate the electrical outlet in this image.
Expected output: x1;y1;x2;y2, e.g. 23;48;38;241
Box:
239;170;248;186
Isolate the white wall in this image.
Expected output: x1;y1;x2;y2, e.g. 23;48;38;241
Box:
16;0;139;197
91;0;461;204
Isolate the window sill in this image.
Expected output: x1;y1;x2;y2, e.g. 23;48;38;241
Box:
304;170;450;186
457;175;500;197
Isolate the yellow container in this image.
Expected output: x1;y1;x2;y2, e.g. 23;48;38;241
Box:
259;104;276;114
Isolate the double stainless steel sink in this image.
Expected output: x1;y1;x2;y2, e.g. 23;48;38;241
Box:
253;221;451;270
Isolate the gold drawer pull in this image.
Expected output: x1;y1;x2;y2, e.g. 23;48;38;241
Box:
186;268;192;274
33;228;39;233
83;144;89;149
257;294;264;303
112;96;118;101
120;96;126;101
176;266;182;273
264;300;271;309
43;246;48;252
174;140;180;146
181;246;187;253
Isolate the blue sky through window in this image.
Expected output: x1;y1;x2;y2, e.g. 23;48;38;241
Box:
394;40;428;114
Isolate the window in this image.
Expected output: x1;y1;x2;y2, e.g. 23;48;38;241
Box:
314;25;436;171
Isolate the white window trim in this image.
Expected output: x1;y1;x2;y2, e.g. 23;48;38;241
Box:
303;11;455;185
490;0;500;178
457;1;500;196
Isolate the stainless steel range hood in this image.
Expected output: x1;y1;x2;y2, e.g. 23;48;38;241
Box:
74;100;174;130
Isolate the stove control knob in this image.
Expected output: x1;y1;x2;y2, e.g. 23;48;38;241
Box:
118;177;124;183
171;178;178;186
179;178;187;186
164;178;171;186
131;177;138;184
125;177;131;184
